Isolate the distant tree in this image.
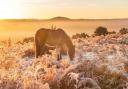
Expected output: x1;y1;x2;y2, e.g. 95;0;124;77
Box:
119;28;128;34
94;26;108;36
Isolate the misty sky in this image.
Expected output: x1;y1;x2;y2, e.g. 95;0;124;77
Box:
0;0;128;19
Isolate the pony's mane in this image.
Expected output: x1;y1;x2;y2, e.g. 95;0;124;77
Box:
61;30;75;59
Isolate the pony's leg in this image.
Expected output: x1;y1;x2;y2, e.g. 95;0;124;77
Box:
57;55;60;61
35;39;45;58
57;48;62;61
60;52;62;59
57;54;62;61
40;45;46;55
35;44;41;58
56;47;60;61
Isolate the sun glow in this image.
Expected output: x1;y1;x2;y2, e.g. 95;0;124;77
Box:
0;0;127;19
0;0;23;19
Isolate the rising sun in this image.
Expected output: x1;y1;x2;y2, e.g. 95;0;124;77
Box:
0;0;23;19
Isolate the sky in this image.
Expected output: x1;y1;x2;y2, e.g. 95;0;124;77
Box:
0;0;128;19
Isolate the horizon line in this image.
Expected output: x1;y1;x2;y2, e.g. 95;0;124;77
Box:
0;16;128;20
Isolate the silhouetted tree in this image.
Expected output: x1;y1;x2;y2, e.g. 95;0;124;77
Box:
94;26;108;36
119;28;128;34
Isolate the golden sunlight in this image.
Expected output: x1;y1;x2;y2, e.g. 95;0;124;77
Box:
0;0;23;19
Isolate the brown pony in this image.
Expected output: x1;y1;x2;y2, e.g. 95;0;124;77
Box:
35;28;75;60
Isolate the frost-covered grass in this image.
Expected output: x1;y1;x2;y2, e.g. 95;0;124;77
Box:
0;34;128;89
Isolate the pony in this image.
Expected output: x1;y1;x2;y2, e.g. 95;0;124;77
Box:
35;28;75;60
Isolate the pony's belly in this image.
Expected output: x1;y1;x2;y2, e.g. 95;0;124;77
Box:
45;43;56;48
46;39;60;46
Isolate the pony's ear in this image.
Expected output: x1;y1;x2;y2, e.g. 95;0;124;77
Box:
57;28;63;30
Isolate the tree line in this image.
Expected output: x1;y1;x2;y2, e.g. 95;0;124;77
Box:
72;26;128;39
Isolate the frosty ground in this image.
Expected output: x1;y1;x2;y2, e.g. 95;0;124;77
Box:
0;33;128;89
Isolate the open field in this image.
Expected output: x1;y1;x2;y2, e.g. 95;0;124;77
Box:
0;32;128;89
0;19;128;89
0;19;128;41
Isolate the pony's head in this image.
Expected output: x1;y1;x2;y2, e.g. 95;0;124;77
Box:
68;45;75;60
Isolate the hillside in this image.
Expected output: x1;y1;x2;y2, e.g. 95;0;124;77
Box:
49;16;71;21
